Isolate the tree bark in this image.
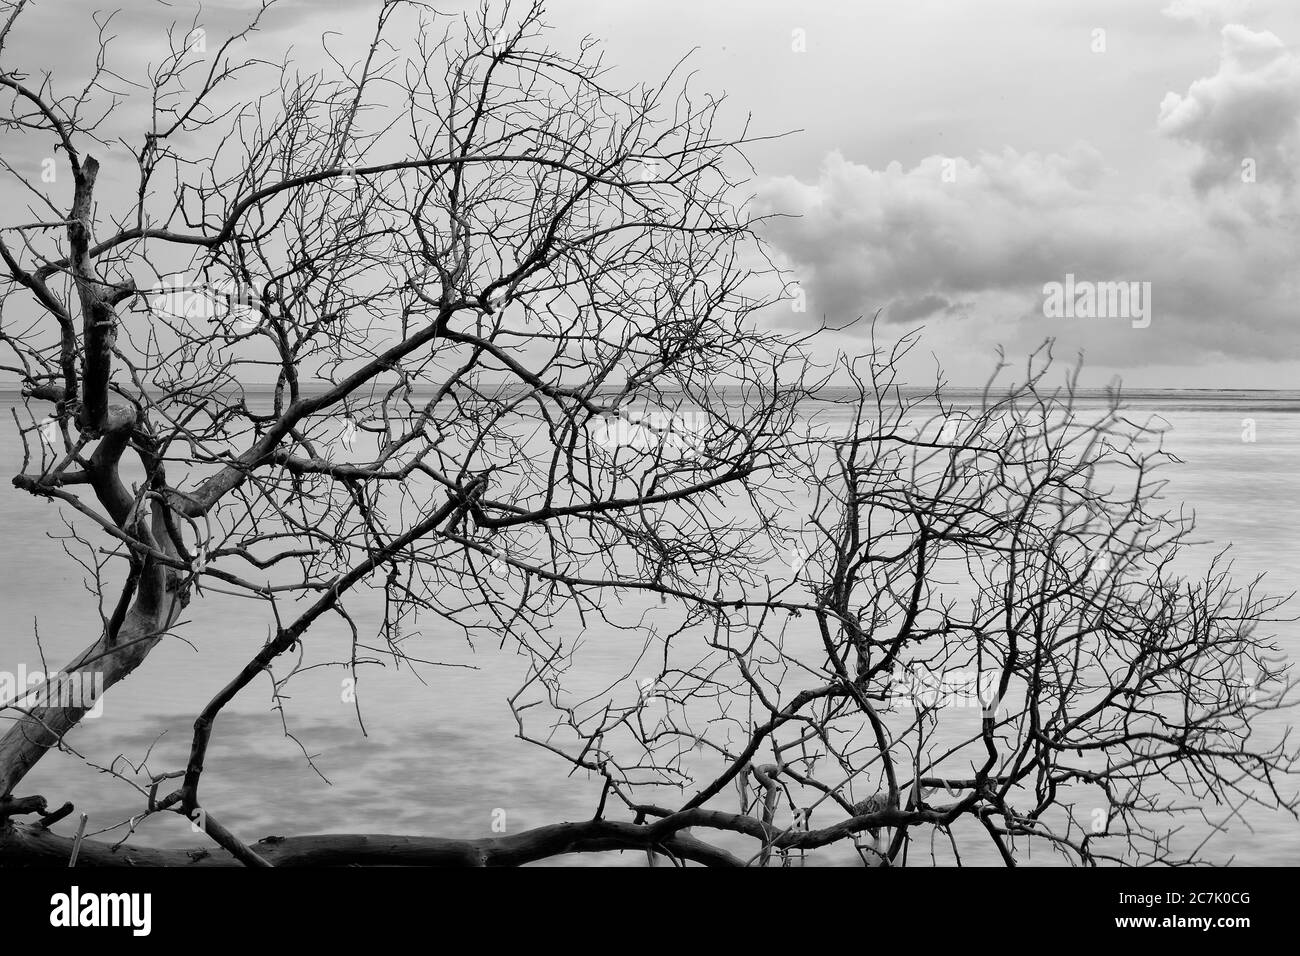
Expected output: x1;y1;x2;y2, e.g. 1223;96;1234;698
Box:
0;583;186;800
0;819;743;867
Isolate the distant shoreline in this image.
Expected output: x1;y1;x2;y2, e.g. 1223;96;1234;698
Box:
4;385;1299;398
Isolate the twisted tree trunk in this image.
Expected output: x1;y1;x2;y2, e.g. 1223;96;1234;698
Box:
0;501;186;801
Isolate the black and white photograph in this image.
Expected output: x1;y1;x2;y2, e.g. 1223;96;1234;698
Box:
0;0;1295;938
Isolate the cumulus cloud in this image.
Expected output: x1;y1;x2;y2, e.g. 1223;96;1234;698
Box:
1158;25;1300;193
754;138;1298;369
1162;0;1262;28
749;19;1300;376
759;145;1117;319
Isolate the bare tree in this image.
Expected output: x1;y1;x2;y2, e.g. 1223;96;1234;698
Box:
0;0;1294;866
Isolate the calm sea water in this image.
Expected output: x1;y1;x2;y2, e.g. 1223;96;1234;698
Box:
2;389;1297;865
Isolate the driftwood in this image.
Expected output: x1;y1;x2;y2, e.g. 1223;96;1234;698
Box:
0;820;743;867
1;0;1296;872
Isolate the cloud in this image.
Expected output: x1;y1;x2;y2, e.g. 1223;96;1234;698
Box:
1158;25;1300;193
754;133;1299;369
1162;0;1262;28
886;293;960;324
757;145;1130;321
749;20;1300;378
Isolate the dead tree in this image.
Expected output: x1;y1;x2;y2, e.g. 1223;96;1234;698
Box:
0;0;1294;866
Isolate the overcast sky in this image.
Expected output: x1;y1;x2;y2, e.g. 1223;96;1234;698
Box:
5;0;1299;387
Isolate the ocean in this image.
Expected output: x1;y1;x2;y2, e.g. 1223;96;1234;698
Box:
2;388;1297;865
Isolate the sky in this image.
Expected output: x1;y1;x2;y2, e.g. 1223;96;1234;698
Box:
3;0;1299;387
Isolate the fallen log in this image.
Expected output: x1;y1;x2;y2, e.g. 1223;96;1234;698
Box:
0;819;743;867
